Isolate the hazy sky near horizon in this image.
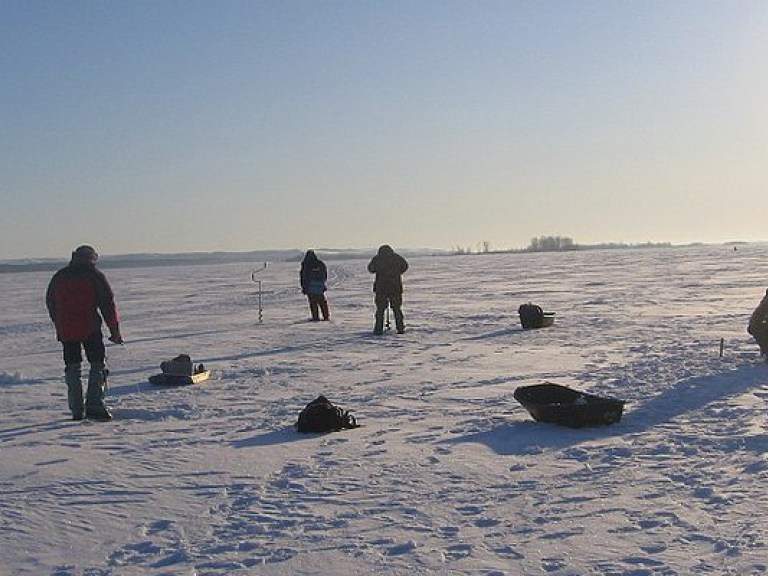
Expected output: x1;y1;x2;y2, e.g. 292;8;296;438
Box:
2;1;767;259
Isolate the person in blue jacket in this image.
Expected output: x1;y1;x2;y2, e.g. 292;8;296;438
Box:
300;250;330;321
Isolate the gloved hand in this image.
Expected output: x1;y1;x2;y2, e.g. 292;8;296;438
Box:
108;329;124;345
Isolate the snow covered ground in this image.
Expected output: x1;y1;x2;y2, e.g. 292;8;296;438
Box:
2;243;767;575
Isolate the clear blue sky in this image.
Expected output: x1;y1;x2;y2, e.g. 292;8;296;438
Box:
2;1;767;259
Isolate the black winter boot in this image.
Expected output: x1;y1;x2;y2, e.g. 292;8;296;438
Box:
85;362;112;421
65;363;84;420
85;405;113;422
374;305;386;335
393;308;405;334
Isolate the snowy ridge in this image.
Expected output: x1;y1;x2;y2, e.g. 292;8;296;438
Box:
0;247;448;273
1;244;767;575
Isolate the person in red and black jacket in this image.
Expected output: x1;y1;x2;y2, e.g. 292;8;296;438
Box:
46;245;122;421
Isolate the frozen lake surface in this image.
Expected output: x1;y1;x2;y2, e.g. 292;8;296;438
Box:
2;244;767;575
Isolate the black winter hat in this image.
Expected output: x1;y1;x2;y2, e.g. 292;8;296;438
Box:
71;245;98;264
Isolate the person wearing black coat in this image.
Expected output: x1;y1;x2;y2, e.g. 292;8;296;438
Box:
748;288;768;358
299;250;330;321
367;245;409;334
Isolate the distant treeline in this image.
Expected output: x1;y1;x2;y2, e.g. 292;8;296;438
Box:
451;236;673;255
524;236;672;252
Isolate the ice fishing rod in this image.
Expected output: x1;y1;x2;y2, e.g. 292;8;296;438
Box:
107;340;141;392
251;263;268;323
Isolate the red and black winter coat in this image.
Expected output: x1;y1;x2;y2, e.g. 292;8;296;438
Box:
46;262;120;342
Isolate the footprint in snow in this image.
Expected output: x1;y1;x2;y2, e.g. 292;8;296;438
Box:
442;543;473;561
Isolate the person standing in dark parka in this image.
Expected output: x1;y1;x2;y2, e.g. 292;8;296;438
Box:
46;245;122;421
748;288;768;359
300;250;330;321
367;245;409;334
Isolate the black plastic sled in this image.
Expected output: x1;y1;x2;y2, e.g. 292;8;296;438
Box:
149;354;211;386
149;370;211;386
514;383;625;428
149;355;210;386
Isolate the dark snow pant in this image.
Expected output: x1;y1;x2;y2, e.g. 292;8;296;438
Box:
307;293;330;321
62;331;108;416
374;292;404;334
62;331;105;366
749;323;768;357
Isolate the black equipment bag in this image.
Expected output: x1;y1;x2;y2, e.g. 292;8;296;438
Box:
296;395;358;433
518;303;545;329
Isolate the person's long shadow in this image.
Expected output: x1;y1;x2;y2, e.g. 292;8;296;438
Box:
106;343;305;382
461;326;525;341
0;420;73;442
446;363;768;456
232;426;319;448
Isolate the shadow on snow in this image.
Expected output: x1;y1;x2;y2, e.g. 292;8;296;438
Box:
231;426;326;448
447;363;768;455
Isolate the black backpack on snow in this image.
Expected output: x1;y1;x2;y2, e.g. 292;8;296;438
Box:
296;395;358;433
518;303;545;329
